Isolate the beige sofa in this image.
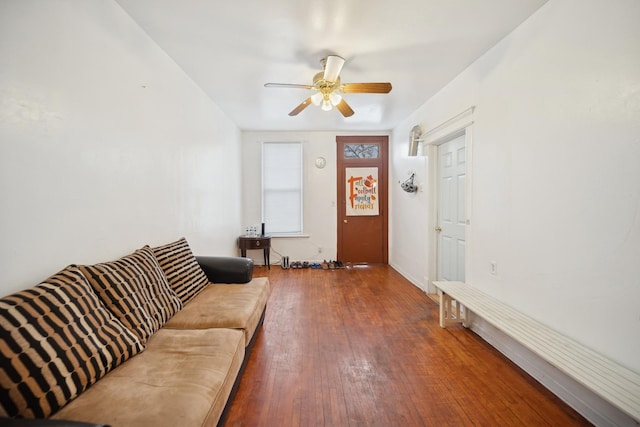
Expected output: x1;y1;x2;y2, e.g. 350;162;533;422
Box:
0;238;270;427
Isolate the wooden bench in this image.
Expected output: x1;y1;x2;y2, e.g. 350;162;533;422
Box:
433;280;640;424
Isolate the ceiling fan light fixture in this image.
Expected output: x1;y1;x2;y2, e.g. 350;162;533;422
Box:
310;92;323;106
329;91;342;106
321;99;333;111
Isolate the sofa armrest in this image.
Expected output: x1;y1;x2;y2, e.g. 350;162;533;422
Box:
0;419;109;427
196;256;254;284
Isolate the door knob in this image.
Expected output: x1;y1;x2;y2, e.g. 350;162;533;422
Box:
435;226;442;232
344;219;348;223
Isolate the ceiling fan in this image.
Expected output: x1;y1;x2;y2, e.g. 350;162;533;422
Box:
264;55;392;117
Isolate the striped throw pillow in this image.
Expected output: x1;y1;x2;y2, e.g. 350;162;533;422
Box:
0;266;144;418
151;238;209;305
79;246;182;344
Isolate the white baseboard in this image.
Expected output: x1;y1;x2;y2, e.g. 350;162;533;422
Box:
389;263;428;293
470;317;638;427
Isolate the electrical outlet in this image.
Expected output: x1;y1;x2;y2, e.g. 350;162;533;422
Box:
490;261;498;276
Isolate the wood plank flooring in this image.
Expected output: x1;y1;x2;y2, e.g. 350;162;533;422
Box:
224;265;591;426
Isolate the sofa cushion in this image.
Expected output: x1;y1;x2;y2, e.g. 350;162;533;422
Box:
0;266;144;418
163;277;270;346
151;237;209;304
52;328;245;427
79;246;182;344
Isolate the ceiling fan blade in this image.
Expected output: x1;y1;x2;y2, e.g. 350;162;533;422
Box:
265;83;313;90
335;99;354;117
288;98;313;116
341;82;392;94
323;55;345;82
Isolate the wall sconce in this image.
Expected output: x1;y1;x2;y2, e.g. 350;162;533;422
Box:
400;172;418;193
408;125;424;156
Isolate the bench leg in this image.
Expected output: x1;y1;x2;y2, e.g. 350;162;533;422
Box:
438;291;469;328
462;306;470;328
439;291;459;328
439;290;448;328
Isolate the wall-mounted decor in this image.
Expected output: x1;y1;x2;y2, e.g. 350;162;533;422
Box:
400;172;418;193
345;167;379;216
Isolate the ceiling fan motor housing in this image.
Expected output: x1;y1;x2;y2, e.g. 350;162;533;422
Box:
313;72;340;91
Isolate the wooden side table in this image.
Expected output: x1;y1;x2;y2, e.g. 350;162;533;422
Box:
238;235;271;269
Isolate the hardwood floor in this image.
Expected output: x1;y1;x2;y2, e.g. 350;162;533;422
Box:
224;265;591;426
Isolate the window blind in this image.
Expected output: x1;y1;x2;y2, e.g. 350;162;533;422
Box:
262;142;303;235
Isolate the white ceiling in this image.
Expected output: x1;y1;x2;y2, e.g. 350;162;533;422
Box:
115;0;548;131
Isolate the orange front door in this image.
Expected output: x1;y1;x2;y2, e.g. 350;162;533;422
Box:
336;136;388;264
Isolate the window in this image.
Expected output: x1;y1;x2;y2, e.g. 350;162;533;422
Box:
344;143;380;159
262;142;303;235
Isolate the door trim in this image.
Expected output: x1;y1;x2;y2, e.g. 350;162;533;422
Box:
336;135;389;263
424;108;474;294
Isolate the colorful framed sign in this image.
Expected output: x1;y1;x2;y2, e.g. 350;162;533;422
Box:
345;167;379;216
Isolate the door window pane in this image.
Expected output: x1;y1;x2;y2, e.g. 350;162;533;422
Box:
344;144;379;159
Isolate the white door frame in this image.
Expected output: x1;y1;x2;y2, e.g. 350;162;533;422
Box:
424;107;475;294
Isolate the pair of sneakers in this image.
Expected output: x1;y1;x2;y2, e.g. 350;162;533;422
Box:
281;256;290;269
321;260;344;270
291;261;309;269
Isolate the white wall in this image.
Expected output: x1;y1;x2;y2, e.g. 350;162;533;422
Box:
0;1;243;295
390;0;640;374
241;130;389;265
389;141;431;290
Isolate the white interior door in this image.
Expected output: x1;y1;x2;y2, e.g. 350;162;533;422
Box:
436;134;466;281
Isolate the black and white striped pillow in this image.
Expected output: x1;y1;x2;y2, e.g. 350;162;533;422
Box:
0;266;144;418
79;246;182;344
151;238;209;304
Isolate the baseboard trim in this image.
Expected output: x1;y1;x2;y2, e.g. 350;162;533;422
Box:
389;263;428;294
